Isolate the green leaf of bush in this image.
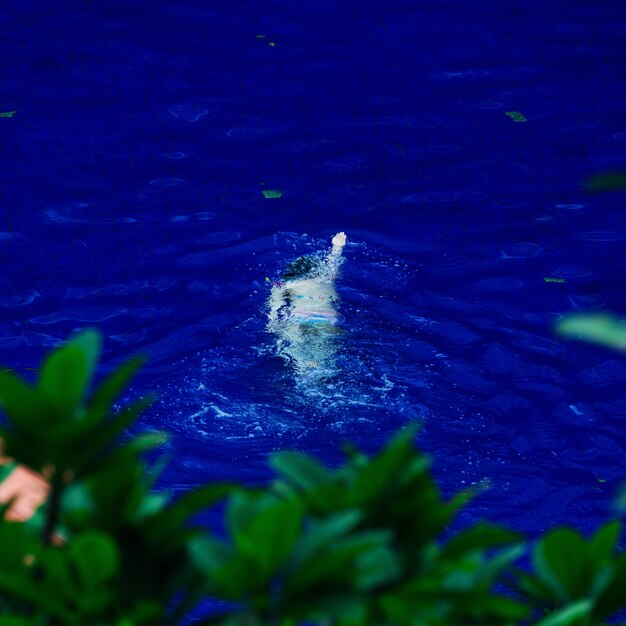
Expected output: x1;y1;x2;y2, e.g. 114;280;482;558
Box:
269;452;331;491
38;332;97;421
290;592;366;624
442;523;523;558
354;543;399;589
0;370;46;431
72;396;156;474
69;531;119;591
143;483;234;550
534;599;592;626
289;509;363;570
0;617;41;626
228;493;304;582
89;355;146;420
287;529;391;594
188;536;231;576
532;528;589;602
593;553;626;618
68;329;101;391
589;520;620;563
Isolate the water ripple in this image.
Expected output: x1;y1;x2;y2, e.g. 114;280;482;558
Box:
31;308;129;324
577;231;626;242
400;190;485;203
168;104;210;122
150;178;187;186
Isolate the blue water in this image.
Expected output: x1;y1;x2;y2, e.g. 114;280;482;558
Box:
3;0;626;539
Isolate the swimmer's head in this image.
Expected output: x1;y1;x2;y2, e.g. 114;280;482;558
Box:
283;255;320;280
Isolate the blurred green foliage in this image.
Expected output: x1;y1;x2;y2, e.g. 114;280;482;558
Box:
1;330;626;625
556;314;626;352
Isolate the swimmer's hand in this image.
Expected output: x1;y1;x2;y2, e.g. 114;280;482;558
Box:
332;232;347;247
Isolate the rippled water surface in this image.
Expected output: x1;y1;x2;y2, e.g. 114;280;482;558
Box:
3;0;626;536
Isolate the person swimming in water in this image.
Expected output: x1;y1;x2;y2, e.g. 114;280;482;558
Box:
267;232;347;375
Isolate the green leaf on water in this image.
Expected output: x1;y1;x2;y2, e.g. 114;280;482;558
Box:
262;189;282;198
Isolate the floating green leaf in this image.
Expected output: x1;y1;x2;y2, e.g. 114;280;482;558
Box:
262;189;282;198
505;111;527;122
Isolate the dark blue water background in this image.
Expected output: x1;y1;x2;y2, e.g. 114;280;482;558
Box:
3;0;626;541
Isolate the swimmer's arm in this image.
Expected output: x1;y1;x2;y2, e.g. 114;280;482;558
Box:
330;231;347;256
324;232;347;280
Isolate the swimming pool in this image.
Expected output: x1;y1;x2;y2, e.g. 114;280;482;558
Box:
2;0;626;539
